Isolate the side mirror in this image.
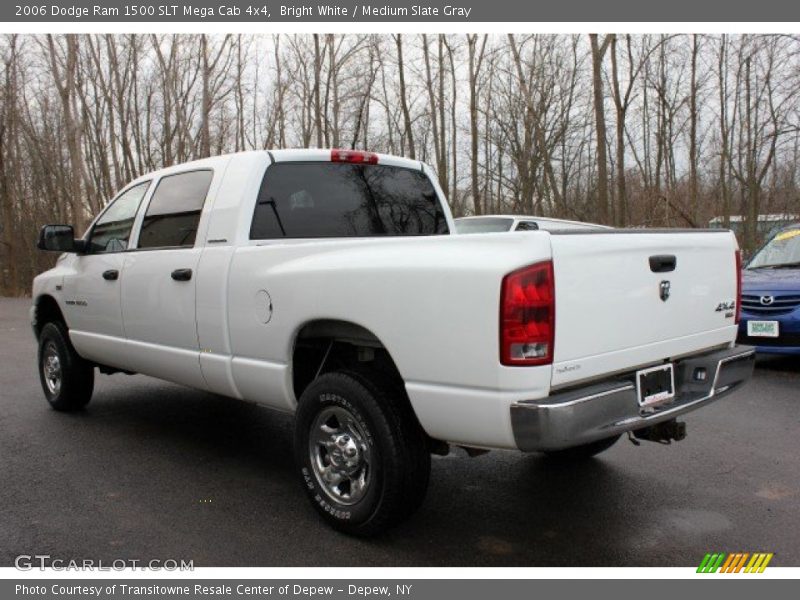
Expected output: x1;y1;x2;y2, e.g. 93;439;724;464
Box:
37;225;85;253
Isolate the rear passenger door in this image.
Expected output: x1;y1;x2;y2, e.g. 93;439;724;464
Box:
120;170;214;388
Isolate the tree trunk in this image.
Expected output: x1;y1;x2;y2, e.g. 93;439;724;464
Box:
47;34;89;233
395;35;415;159
689;34;699;225
313;34;323;148
590;34;611;224
468;35;486;215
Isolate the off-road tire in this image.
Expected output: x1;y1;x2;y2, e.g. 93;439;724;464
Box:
294;370;430;536
37;321;94;411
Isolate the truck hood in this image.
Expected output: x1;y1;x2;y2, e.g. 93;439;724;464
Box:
742;267;800;293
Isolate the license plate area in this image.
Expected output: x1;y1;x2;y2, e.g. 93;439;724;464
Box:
747;320;779;338
636;363;675;408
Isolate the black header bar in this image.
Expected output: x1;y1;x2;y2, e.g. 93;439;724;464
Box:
4;0;800;23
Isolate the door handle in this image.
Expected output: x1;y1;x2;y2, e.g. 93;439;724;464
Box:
649;255;676;273
171;268;193;281
102;269;119;281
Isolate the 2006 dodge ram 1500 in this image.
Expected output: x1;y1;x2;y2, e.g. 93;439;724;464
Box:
32;149;755;535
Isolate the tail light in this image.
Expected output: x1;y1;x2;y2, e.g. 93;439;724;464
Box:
331;149;378;164
500;261;555;366
735;250;742;324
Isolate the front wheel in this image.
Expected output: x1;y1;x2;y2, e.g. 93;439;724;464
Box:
38;322;94;411
294;371;430;536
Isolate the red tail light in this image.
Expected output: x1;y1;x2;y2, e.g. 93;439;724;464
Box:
331;149;379;164
500;261;555;366
735;250;742;324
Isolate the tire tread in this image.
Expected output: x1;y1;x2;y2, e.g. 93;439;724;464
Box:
294;370;430;536
38;321;94;411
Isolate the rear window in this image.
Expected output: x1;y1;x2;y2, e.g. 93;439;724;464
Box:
138;170;213;249
249;163;448;239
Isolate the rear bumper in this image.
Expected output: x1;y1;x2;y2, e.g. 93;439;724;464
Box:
510;345;755;452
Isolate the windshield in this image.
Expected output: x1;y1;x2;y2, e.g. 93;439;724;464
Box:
748;227;800;268
454;217;514;234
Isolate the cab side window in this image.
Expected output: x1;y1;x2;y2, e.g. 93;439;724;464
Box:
137;170;213;249
88;181;151;254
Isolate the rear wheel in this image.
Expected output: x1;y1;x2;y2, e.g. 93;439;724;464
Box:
294;371;430;536
37;322;94;411
543;434;620;462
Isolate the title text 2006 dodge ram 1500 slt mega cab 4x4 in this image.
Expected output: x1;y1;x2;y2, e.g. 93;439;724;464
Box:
32;149;755;535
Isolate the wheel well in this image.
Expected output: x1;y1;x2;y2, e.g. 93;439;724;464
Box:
33;295;66;338
292;320;443;454
292;320;404;401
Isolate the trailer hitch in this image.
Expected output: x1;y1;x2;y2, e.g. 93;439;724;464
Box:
629;419;687;445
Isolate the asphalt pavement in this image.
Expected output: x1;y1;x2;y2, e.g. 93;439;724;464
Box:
1;296;798;567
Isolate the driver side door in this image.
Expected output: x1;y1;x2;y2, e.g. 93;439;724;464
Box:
62;181;151;370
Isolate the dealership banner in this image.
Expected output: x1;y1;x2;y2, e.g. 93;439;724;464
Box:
4;0;800;22
4;579;798;599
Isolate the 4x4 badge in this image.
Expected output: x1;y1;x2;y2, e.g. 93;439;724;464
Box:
660;280;671;302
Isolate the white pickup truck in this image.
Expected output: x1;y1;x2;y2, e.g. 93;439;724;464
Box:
32;149;755;535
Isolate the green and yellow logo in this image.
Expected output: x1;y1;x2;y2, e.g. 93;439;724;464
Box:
697;552;773;573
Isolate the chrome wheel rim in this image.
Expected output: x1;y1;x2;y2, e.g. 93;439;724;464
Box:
309;405;371;506
42;343;62;396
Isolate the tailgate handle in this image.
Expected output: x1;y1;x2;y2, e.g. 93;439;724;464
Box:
649;255;676;273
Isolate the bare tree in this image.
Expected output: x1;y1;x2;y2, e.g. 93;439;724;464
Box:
590;34;611;224
394;35;415;159
467;34;487;214
3;33;800;296
46;34;91;232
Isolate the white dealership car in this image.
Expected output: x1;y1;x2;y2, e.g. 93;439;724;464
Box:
32;149;754;535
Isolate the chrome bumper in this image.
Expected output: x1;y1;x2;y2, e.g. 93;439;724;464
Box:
511;345;756;452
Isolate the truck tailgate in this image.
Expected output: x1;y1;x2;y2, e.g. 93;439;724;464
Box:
548;230;739;387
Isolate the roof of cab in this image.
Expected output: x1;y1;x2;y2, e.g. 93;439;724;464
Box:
124;149;424;190
269;148;422;170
